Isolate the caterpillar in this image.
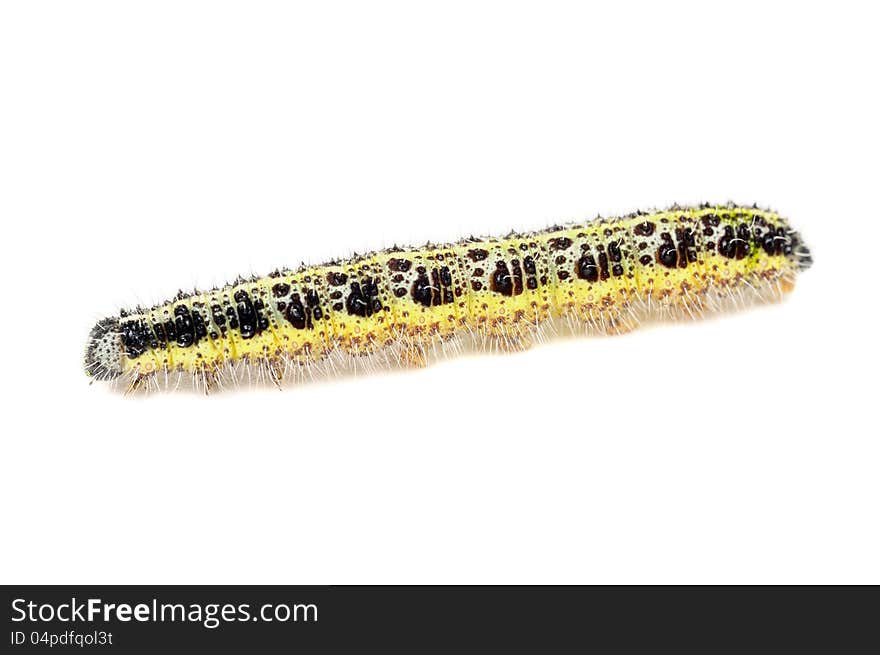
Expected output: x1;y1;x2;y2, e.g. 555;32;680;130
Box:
85;203;812;394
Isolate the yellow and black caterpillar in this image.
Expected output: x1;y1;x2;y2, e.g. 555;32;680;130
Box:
85;203;812;394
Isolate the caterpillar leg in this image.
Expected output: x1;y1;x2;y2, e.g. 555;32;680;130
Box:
496;331;534;353
476;320;537;353
605;310;640;335
267;358;286;390
202;370;220;395
397;343;428;368
566;304;640;336
124;371;151;395
189;363;221;395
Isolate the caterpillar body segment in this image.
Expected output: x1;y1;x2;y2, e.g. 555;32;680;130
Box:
84;203;812;394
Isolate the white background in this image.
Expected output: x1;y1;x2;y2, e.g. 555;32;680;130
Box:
1;1;877;584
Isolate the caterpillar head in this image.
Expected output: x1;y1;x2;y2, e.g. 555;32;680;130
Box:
84;317;124;380
788;230;813;271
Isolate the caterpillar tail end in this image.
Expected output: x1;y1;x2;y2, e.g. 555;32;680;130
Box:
84;317;124;381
